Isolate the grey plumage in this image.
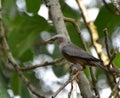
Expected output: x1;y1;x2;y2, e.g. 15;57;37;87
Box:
45;34;107;70
62;43;100;62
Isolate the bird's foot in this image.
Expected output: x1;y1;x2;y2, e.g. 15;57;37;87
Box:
70;63;84;75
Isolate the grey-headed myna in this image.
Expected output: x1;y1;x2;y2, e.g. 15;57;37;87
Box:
45;34;106;70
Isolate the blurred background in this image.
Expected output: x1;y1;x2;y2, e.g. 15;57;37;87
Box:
0;0;120;98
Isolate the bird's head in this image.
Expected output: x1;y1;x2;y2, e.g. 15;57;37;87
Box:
45;34;68;45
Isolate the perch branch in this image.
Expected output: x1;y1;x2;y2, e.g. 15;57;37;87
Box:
64;17;99;97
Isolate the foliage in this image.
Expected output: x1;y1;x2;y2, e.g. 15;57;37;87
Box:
0;0;120;97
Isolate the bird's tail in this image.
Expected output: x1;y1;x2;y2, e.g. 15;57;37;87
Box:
94;62;120;76
94;62;108;71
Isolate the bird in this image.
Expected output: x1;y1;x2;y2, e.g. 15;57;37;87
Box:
45;34;107;71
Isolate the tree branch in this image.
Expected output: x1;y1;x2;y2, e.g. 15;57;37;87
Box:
44;0;93;98
2;57;63;72
0;1;45;98
44;0;69;37
77;71;94;98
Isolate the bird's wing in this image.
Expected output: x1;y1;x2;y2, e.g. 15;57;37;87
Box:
62;44;100;61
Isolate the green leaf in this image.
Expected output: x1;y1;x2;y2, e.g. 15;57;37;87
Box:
10;73;21;95
51;45;62;58
7;14;49;58
84;67;90;78
52;45;68;77
67;23;83;48
113;52;120;68
0;74;10;98
52;65;68;77
21;83;31;98
25;0;42;14
25;72;40;89
60;0;80;19
20;49;33;62
95;3;120;38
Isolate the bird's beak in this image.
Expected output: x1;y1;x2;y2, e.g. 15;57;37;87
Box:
44;38;55;44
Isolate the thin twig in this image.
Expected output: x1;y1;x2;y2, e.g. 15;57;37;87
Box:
2;57;63;72
102;0;115;14
109;78;120;98
108;51;117;67
103;28;114;68
64;17;86;50
89;68;100;98
33;39;53;46
103;28;120;97
103;28;120;75
111;0;120;14
68;81;73;98
20;58;63;71
52;70;81;98
103;28;111;58
107;51;120;75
